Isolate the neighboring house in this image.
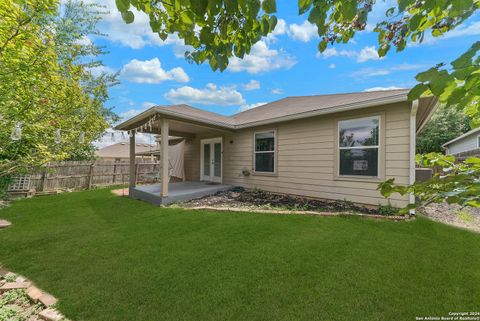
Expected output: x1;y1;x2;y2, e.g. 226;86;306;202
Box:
443;127;480;157
115;89;438;207
96;142;157;161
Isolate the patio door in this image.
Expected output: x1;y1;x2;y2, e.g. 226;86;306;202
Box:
200;138;222;183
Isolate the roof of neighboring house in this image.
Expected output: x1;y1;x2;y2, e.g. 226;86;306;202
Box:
96;142;156;159
442;127;480;147
115;89;437;131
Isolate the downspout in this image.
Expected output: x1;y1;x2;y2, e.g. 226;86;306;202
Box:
409;100;419;215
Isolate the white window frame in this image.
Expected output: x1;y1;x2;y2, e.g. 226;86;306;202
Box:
338;115;380;178
253;129;276;175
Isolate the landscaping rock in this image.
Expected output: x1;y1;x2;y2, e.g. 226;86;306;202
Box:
0;219;12;228
27;286;44;302
421;203;480;233
0;266;9;277
39;308;64;321
39;293;57;307
16;275;28;282
0;281;31;292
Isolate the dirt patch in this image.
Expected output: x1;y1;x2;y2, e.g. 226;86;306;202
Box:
111;188;129;197
420;203;480;233
176;188;399;216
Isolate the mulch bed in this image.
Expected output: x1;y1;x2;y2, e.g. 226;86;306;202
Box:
176;188;406;219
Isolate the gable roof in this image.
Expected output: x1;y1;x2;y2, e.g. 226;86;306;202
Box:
115;89;435;131
442;127;480;147
96;142;156;159
232;89;410;127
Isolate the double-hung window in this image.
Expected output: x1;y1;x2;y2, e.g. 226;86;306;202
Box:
338;116;380;177
254;130;275;173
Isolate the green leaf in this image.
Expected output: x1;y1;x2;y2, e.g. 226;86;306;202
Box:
415;67;439;82
298;0;313;15
115;0;130;12
121;10;134;24
262;0;276;14
318;40;327;52
341;1;357;20
191;0;208;16
408;83;429;100
377;44;390;57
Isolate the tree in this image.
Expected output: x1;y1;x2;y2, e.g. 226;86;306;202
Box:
0;0;118;181
116;0;479;209
416;106;471;154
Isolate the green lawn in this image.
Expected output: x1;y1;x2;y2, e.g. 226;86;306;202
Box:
0;189;479;321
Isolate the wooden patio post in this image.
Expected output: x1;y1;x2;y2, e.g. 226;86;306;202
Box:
160;118;169;198
129;131;136;194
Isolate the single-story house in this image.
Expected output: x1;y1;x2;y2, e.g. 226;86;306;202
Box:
115;89;438;207
443;127;480;157
96;142;157;161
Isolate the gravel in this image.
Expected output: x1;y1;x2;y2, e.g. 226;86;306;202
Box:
420;203;480;233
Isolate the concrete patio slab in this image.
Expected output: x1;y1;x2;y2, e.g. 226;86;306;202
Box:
131;181;232;206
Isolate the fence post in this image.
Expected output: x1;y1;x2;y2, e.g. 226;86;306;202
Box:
41;163;49;192
113;161;118;184
88;163;95;189
135;163;140;185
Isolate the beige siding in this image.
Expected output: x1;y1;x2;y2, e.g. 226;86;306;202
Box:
183;102;412;207
184;138;200;181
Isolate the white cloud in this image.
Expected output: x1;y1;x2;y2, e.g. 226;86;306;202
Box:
266;18;287;41
363;86;404;92
288;21;317;42
238;102;267;112
351;63;427;78
356;46;380;62
142;102;157;108
317;46;381;62
411;21;480;46
243;80;261;91
121;58;189;84
228;40;297;74
88;64;115;77
318;47;357;59
273;19;287;36
271;88;283;94
329;63;336;69
165;83;245;106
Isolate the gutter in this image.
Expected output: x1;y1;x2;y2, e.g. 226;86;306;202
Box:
409;100;419;214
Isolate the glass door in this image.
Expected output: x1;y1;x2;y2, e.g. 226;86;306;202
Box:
200;138;222;183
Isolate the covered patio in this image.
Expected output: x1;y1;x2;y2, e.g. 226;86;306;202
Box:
114;105;234;206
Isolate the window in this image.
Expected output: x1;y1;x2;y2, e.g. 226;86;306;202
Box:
254;130;275;173
477;135;480;148
338;116;380;177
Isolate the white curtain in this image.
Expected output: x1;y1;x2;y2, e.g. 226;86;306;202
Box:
167;140;185;179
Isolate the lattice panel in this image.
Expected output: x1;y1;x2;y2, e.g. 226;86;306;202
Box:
8;175;31;191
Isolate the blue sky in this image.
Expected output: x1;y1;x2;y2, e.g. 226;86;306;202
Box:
83;0;480;144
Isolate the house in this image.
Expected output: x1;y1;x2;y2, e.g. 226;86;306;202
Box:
115;89;438;207
96;142;157;161
442;127;480;157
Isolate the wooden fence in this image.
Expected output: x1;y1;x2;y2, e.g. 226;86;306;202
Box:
8;160;162;195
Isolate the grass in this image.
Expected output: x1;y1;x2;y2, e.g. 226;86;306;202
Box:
0;188;479;321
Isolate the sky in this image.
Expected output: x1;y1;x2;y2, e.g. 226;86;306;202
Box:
84;0;480;146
